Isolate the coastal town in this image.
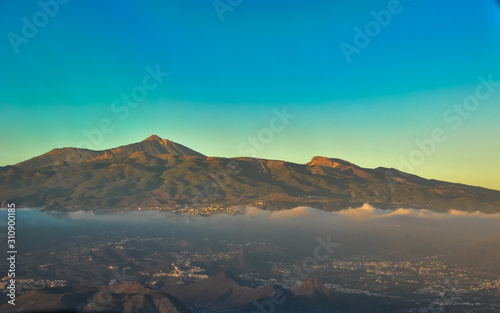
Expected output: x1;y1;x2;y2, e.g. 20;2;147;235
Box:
2;233;499;312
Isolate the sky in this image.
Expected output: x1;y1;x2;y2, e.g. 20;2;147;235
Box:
0;0;499;190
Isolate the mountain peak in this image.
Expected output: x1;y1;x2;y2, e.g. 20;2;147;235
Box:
120;135;205;158
308;156;373;179
142;134;163;142
294;277;330;295
309;156;355;167
210;271;247;287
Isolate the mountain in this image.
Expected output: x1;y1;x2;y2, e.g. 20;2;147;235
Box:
14;134;205;170
161;271;324;312
1;135;500;213
0;283;191;313
164;271;283;310
0;274;400;313
81;283;191;313
294;278;331;296
0;287;90;313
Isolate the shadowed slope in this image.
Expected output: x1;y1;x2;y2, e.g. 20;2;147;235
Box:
1;136;500;213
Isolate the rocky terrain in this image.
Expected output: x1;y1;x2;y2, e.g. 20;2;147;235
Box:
1;135;499;213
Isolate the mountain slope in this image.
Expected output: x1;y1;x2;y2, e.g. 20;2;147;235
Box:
164;271;281;309
14;134;205;170
1;135;500;213
0;275;399;313
0;284;191;313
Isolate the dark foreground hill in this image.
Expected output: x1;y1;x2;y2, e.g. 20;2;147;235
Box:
0;273;400;313
1;135;500;213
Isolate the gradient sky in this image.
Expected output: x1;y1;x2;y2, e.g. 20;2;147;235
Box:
1;0;500;190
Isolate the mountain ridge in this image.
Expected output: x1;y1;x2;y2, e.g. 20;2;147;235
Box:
1;135;500;213
0;273;396;313
13;135;205;170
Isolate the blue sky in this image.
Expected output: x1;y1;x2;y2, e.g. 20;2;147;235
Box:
1;0;500;189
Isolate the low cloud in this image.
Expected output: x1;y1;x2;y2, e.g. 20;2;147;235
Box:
64;204;500;225
334;204;500;220
270;206;320;220
63;203;500;232
4;204;500;268
68;210;98;220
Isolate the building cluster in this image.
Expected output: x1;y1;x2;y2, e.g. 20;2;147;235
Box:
0;278;68;295
153;263;208;280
